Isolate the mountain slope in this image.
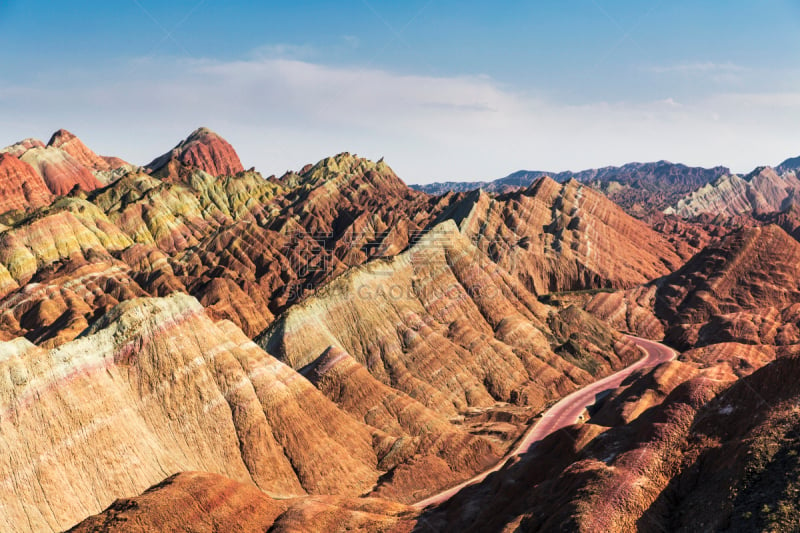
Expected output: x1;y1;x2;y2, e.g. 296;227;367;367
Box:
448;177;686;295
146;127;245;180
67;472;416;533
2;293;493;531
0;154;53;213
587;224;800;348
260;220;638;422
0;130;132;206
0;294;381;530
419;339;800;531
665;167;800;218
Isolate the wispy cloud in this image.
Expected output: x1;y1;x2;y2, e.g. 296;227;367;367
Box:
647;61;747;74
1;53;798;181
249;43;316;60
342;35;360;49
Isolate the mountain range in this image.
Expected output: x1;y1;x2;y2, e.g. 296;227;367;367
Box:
412;161;731;216
2;127;800;531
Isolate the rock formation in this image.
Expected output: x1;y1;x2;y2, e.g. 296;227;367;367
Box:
47;128;132;184
448;177;686;295
18;145;102;195
7;126;795;532
1;131;113;198
0;293;476;530
146;127;245;180
0;154;53;213
418;336;800;531
587;224;800;349
261;220;638;422
665;167;800;218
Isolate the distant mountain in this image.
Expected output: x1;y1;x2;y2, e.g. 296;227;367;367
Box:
777;154;800;173
413;161;729;216
665;166;800;218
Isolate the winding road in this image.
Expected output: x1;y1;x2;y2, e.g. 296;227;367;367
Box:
413;335;677;509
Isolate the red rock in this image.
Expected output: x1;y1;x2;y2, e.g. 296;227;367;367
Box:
19;145;102;195
47;129;127;172
588;225;800;349
67;471;416;533
453;177;685;294
0;153;53;212
66;472;288;533
147;127;245;180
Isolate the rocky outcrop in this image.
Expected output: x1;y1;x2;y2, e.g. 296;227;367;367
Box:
146;127;245;180
0;154;53;213
450;177;685;295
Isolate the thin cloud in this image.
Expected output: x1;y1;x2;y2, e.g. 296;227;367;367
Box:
647;61;747;74
0;54;797;183
342;35;360;48
249;43;316;60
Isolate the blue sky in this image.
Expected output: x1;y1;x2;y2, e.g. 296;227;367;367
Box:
1;1;799;183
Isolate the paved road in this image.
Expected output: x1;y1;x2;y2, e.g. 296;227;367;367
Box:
413;335;677;509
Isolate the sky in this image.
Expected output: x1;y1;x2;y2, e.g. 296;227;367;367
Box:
1;1;799;183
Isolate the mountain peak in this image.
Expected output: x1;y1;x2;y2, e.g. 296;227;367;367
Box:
184;126;221;143
46;128;78;147
45;128;124;174
146;127;244;180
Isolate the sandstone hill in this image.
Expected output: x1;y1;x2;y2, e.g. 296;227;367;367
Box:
0;128;679;350
68;472;417;533
0;153;53;213
0;293;497;531
665;167;800;218
146;127;245;181
260;220;639;414
445;176;688;295
587;224;800;349
0;130;131;204
0;127;676;532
